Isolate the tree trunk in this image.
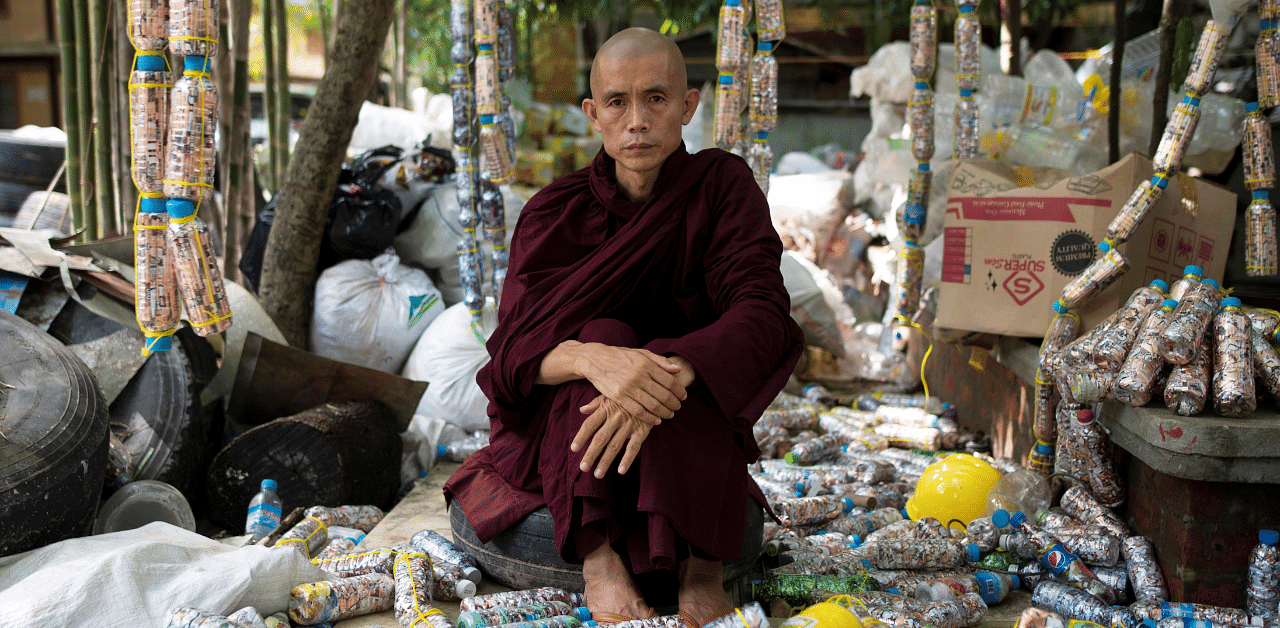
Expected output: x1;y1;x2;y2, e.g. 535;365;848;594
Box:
1001;0;1022;76
1150;0;1177;156
258;0;396;347
55;0;82;229
317;0;329;69
263;0;278;191
89;0;115;239
72;0;95;239
204;400;401;531
273;0;290;178
225;0;253;282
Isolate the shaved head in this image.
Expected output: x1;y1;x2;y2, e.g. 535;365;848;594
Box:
590;27;688;99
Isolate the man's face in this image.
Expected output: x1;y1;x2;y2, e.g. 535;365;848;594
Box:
582;52;698;183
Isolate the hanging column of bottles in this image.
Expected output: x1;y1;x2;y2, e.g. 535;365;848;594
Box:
130;0;232;355
1027;21;1232;477
451;0;514;324
1248;0;1278;277
715;0;783;196
893;0;937;338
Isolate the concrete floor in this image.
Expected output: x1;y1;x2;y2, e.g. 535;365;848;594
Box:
329;461;1033;628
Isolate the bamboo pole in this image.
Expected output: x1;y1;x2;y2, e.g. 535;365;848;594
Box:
226;0;253;282
1108;0;1125;164
395;0;407;108
113;0;135;230
263;0;279;191
55;0;83;231
89;0;116;239
217;0;232;262
72;0;96;239
274;0;290;178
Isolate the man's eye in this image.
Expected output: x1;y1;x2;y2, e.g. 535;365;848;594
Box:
609;99;623;107
651;95;664;103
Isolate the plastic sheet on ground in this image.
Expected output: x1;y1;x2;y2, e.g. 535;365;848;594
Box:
0;522;328;628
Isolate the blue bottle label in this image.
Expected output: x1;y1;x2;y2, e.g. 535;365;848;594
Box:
248;502;282;525
1160;603;1196;619
1039;542;1078;575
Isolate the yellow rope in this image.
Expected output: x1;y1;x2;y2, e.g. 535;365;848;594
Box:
893;314;934;408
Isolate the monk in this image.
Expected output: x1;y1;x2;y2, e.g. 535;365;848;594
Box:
444;27;803;626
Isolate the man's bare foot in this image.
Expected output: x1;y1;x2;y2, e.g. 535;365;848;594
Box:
583;543;652;621
677;556;732;627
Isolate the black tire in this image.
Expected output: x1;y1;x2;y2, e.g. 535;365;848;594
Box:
0;309;109;557
450;499;764;602
46;302;216;510
0;131;66;189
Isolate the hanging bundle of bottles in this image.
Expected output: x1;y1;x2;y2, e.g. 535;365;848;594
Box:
953;0;981;159
452;0;514;323
1247;0;1278;277
129;0;232;355
1026;20;1233;477
716;0;783;195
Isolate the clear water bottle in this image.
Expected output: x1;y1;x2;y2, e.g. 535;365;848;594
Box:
440;436;489;463
802;384;837;409
1248;529;1280;621
986;469;1050;521
245;479;283;538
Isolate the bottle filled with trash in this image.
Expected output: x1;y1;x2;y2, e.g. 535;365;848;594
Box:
245;481;282;539
440;435;489;464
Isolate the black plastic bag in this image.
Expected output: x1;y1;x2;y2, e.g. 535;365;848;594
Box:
238;197;275;293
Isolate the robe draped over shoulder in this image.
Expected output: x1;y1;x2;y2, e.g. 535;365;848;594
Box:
444;144;803;571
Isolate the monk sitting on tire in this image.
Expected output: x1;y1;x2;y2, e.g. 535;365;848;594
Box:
444;27;803;627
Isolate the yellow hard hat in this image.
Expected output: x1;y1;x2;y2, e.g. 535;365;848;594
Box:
905;453;1002;531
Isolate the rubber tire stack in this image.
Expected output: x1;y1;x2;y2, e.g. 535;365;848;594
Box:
0;309;109;557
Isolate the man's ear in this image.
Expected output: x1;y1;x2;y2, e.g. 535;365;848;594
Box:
681;88;700;125
582;98;602;132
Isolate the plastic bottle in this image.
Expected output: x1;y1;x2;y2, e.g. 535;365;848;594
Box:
450;0;474;49
954;6;980;91
1030;581;1115;626
802;383;837;409
714;74;739;150
1004;510;1114;603
1111;298;1177;407
748;132;772;195
1248;191;1277;278
1211;297;1256;417
986;469;1051;521
473;0;496;45
450;64;476;147
458;602;590;628
167;0;217;57
479;115;512;184
1015;607;1107;628
910;0;937;80
1129;600;1250;626
1109;179;1165;245
1069;409;1125;508
1057;242;1130;311
1248;529;1280;621
876;392;944;415
1165;328;1212;416
1159;279;1222;365
166;198;233;336
910;82;936;163
461;588;583;613
1261;21;1280;109
1168;265;1203;301
289;572;396;624
1182;21;1228;97
1001;125;1107;175
955;90;980;158
1254;328;1280;403
750;44;777;133
1093;280;1168;370
964;517;1002;553
1152;95;1200;178
773;495;856;528
475;45;498;116
134;196;179;353
129;53;171;194
1121;535;1168;601
440;435;488;464
165;55;218;202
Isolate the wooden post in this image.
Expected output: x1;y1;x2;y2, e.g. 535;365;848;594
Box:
1150;0;1177;156
225;0;253;281
1003;0;1022;76
1108;0;1125;164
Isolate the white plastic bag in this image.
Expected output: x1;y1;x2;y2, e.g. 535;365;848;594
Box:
780;251;843;357
311;249;444;373
401;298;498;432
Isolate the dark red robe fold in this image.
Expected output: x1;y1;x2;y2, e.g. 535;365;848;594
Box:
444;143;803;573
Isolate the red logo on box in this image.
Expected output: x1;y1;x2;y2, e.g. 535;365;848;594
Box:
1003;269;1045;305
1175;226;1198;266
1150;218;1174;264
1197;235;1216;263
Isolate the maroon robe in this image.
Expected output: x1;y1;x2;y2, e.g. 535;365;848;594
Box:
444;143;803;573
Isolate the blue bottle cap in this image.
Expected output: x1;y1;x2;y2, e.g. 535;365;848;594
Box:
262;478;277;492
719;74;734;85
145;334;172;353
1256;190;1271;201
1248;102;1260;113
758;42;772;52
1099;240;1112;252
726;0;741;5
794;483;805;493
1261;529;1280;545
959;89;974;98
140;196;167;213
183;55;211;73
1052;300;1069;314
585;622;599;628
438;445;448;458
1184;265;1203;276
574;607;593;622
756;131;769;140
886;587;901;595
1203;278;1219;289
166;198;196;218
842;497;854;514
1144;621;1159;628
792;491;804;498
136;54;166;72
967;543;980;562
991;510;1010;528
849;534;862;545
901;508;910;519
1149;279;1169;293
1009;511;1027;527
1221;297;1241;308
915;81;929;90
477;43;494;52
861;558;874;570
480;114;495;125
842;445;849;453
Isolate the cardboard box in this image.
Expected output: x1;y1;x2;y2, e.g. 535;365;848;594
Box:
935;153;1236;338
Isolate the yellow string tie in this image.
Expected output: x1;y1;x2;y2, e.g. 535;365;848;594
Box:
893;314;934;408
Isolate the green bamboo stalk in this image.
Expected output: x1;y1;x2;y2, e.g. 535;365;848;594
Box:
273;0;289;178
394;0;406;108
89;0;116;239
55;0;83;232
114;0;135;229
227;0;253;280
72;0;96;240
263;0;278;190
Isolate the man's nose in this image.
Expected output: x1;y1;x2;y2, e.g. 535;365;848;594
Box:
627;103;650;132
